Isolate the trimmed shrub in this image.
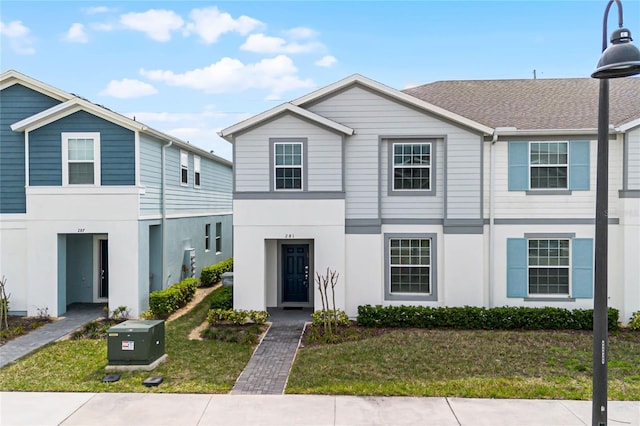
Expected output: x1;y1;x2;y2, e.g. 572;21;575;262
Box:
628;312;640;330
200;258;233;287
357;305;619;331
206;309;269;325
148;277;197;318
209;285;233;310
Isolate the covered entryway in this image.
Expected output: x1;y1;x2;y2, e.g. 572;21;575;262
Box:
279;241;313;308
58;233;109;315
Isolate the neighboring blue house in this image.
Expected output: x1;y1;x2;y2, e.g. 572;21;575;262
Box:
0;70;233;317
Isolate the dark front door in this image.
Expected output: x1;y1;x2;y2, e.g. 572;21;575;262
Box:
282;244;309;303
99;239;109;299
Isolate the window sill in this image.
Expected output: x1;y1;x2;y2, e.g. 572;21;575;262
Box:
525;297;576;302
526;190;572;195
385;293;436;302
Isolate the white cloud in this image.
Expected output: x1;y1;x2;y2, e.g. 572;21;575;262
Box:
99;79;158;99
0;20;35;54
284;27;316;39
85;6;110;15
241;33;322;54
140;55;314;99
90;22;114;32
315;55;337;68
120;9;184;42
184;6;263;44
65;23;88;43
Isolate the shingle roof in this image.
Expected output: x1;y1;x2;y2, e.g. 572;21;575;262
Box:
402;78;640;130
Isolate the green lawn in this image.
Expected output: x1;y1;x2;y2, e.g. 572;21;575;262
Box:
287;328;640;400
0;289;255;393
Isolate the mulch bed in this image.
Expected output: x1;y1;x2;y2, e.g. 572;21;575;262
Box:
0;316;54;346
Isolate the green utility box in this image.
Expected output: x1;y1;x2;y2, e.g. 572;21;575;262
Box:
107;320;165;365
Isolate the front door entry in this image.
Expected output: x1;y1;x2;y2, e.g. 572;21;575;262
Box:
98;238;109;299
282;244;309;303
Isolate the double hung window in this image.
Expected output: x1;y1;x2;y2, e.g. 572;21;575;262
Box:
62;132;100;185
180;150;189;185
528;239;570;295
215;223;222;253
389;238;431;294
274;142;302;190
194;155;201;188
205;224;211;251
392;143;431;191
530;142;568;189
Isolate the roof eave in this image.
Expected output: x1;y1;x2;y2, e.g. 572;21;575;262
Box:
0;69;73;102
218;102;354;140
493;128;608;137
616;118;640;132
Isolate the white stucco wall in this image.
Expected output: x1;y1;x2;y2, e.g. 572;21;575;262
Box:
25;187;142;317
233;198;346;312
0;218;28;314
620;198;640;324
442;234;484;307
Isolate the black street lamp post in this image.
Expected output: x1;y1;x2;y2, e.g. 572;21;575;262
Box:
590;1;640;425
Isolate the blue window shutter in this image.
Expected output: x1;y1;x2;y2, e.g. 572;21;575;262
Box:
508;142;528;191
507;238;528;297
572;238;594;298
569;140;590;190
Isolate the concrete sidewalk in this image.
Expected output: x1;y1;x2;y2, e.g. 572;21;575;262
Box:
1;392;638;426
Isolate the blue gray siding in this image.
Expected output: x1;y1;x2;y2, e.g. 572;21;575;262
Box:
140;135;232;216
0;84;61;212
29;111;135;186
139;134;163;215
138;214;233;292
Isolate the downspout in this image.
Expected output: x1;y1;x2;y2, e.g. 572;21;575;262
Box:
488;131;498;308
161;140;173;289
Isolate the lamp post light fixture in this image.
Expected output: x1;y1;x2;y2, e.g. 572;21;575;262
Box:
590;1;640;426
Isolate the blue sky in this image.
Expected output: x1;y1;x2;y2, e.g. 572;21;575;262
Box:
2;1;639;160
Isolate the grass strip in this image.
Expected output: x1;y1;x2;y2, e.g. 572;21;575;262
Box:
0;290;254;393
287;328;640;400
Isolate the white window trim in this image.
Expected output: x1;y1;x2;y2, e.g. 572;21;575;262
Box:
273;142;303;191
61;132;101;186
194;155;201;189
528;141;569;190
391;142;433;193
180;150;189;186
526;238;572;297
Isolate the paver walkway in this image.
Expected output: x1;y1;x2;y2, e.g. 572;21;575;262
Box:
230;307;311;395
0;304;104;368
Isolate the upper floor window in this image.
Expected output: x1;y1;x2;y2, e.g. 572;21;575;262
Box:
194;155;201;188
528;239;570;295
62;132;100;185
508;140;589;192
180;150;188;185
274;142;302;190
392;143;431;191
530;142;568;189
